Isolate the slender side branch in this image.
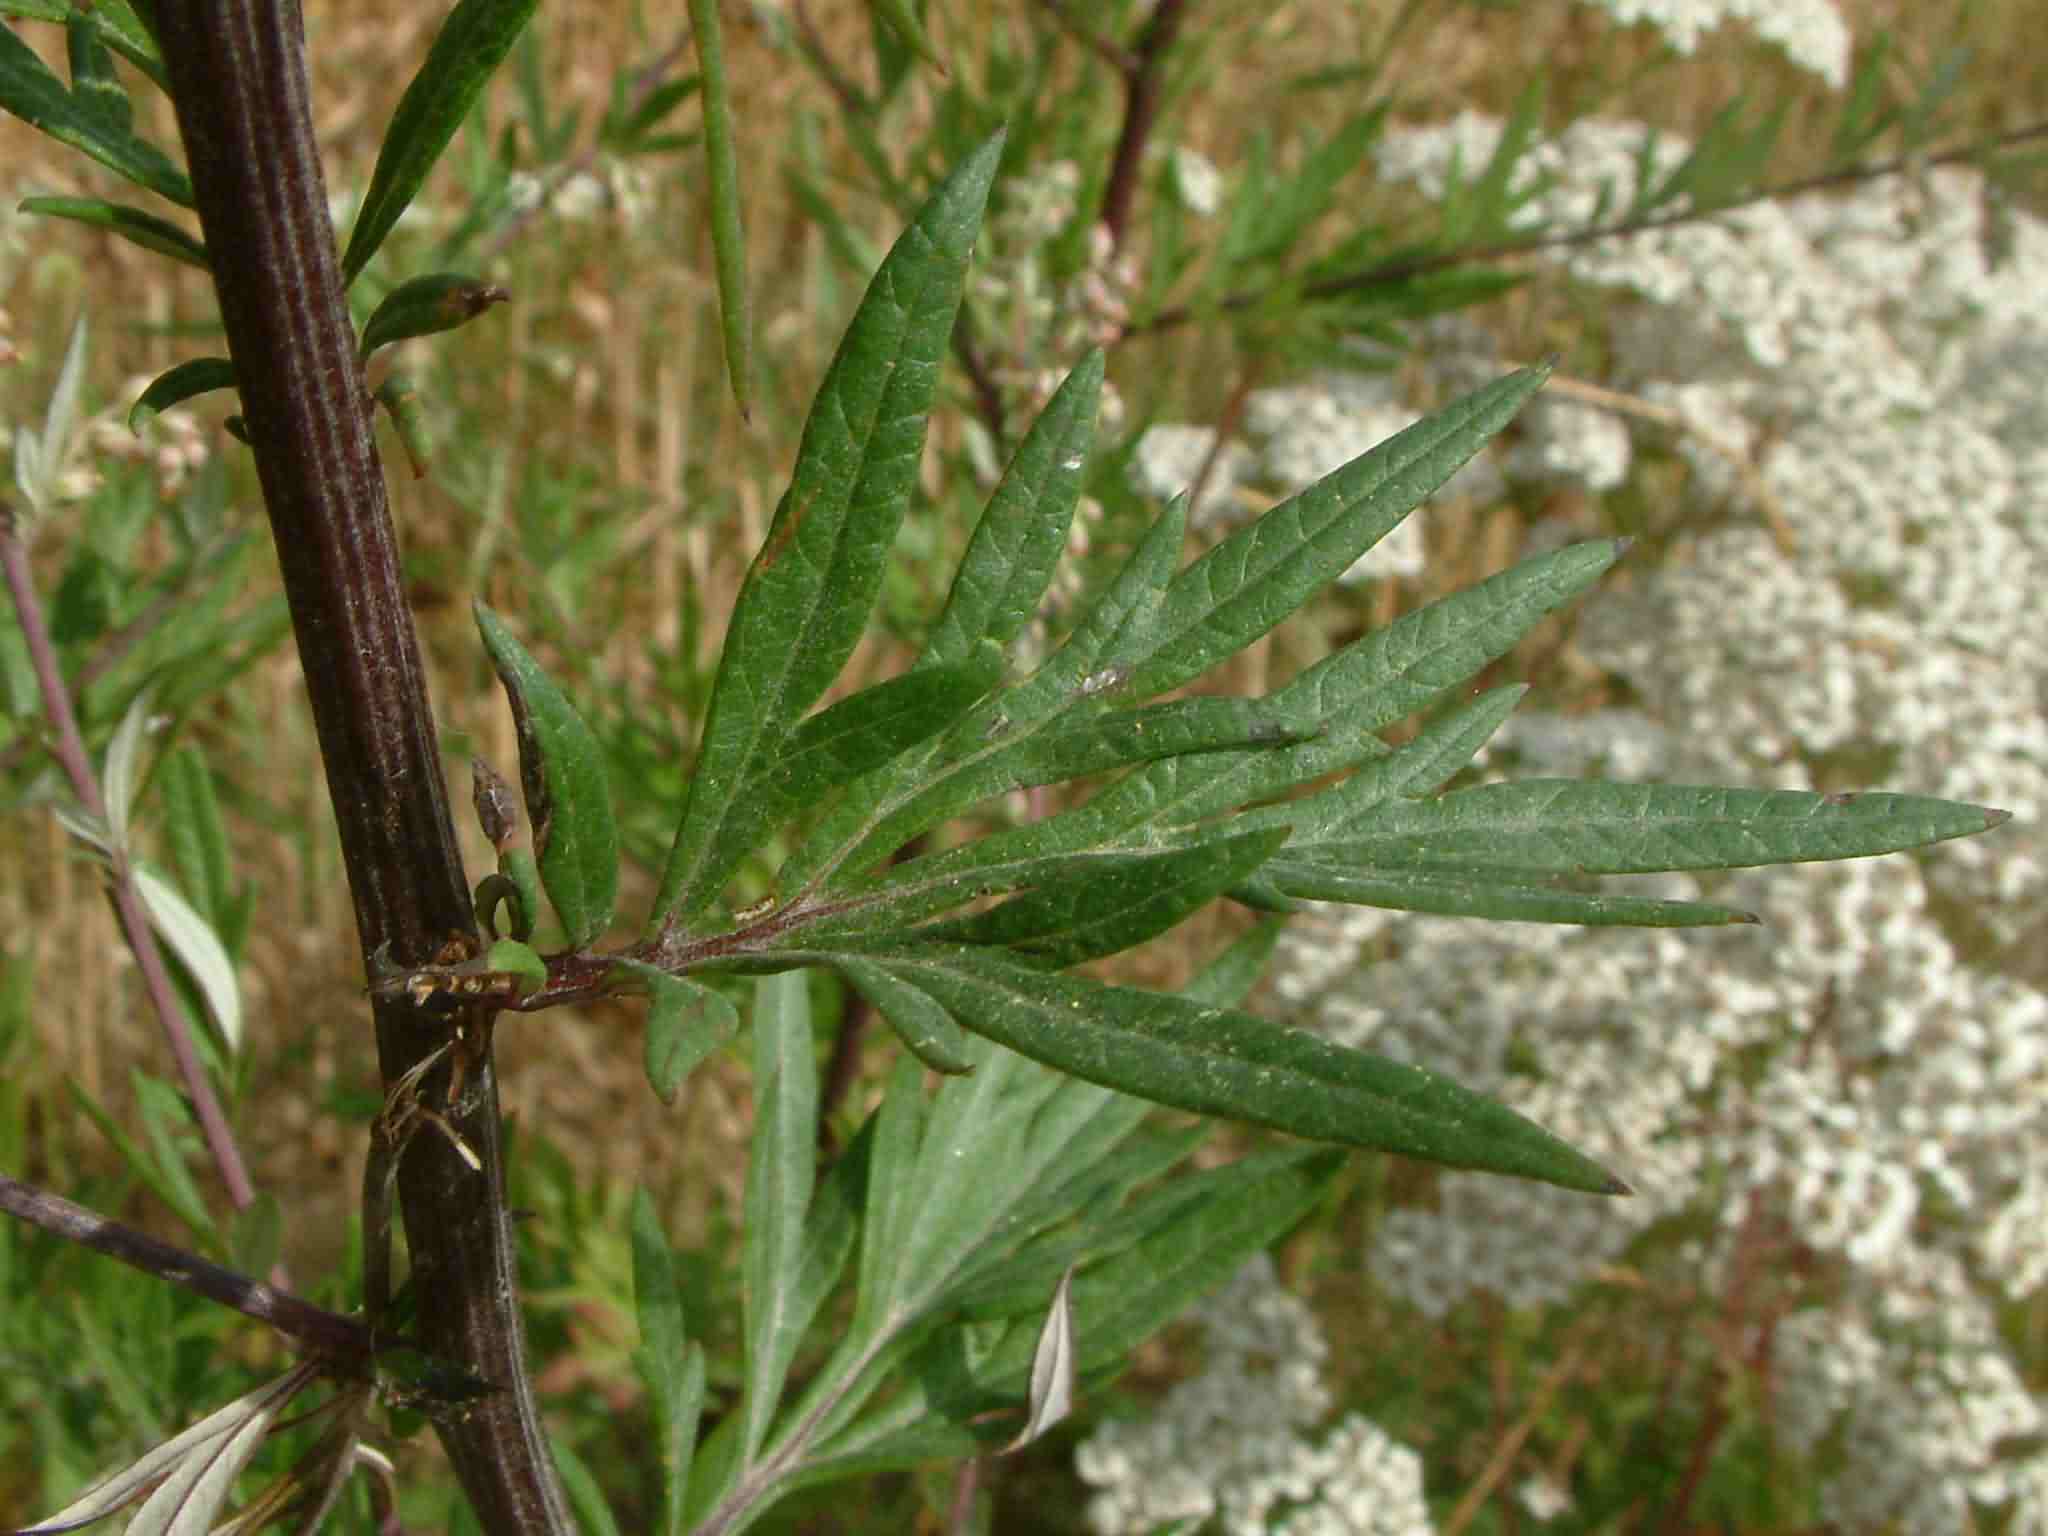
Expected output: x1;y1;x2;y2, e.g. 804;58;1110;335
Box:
1097;0;1189;250
0;1172;373;1366
0;505;258;1213
1124;117;2048;340
148;7;573;1531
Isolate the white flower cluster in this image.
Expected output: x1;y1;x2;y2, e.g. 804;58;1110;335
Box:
1574;0;1851;87
500;159;658;232
969;158;1142;436
1772;1272;2048;1533
98;378;212;500
1306;114;2048;1531
1075;1256;1433;1536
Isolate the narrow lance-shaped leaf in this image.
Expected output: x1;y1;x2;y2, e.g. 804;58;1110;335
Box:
341;0;541;282
632;1189;686;1383
653;135;1005;927
17;311;89;517
834;956;974;1074
912;539;1619;880
19;195;206;268
776;475;1171;898
128;357;236;431
690;0;754;418
1251;860;1759;927
1023;493;1187;707
1002;1265;1077;1454
632;1190;704;1536
881;946;1624;1193
358;271;509;360
850;1053;929;1341
913;826;1289;969
64;12;128;132
779;648;1003;798
133;1073;214;1242
474;603;620;947
0;23;191;205
133;864;243;1051
1227;684;1528;844
1324;781;2009;876
67;1079;219;1248
925;352;1103;665
1118;366;1549;700
867;0;944;72
375;373;433;479
0;1;167;90
1271;540;1621;735
100;684;155;853
12;1366;312;1535
740;970;820;1463
795;1149;1339;1480
156;745;233;928
827;695;1313;884
699;647;1003;905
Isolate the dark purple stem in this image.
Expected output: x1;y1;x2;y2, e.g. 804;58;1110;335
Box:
149;5;572;1530
0;1171;373;1365
1097;0;1190;252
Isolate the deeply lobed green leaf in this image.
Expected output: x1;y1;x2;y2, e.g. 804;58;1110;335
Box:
793;1147;1341;1481
823;695;1312;885
1116;365;1548;699
700;647;1003;908
776;489;1186;896
654;134;1004;927
909;826;1289;967
865;537;1621;899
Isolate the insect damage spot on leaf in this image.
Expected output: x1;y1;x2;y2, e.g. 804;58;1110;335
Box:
755;488;813;572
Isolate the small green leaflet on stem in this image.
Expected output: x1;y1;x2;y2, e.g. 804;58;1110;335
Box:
473;602;620;948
